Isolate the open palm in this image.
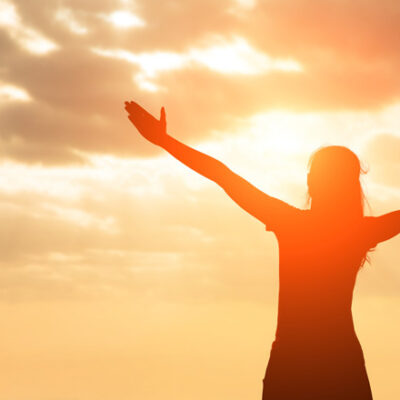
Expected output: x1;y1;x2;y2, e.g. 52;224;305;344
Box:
125;101;167;146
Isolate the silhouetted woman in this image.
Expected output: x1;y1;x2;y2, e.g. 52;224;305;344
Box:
125;101;400;400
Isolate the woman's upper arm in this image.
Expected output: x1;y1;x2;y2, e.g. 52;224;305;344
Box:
368;210;400;246
219;169;298;229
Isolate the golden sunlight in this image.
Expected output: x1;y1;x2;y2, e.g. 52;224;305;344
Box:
103;10;145;29
0;0;58;54
92;36;302;92
1;1;400;399
189;36;303;75
0;82;31;102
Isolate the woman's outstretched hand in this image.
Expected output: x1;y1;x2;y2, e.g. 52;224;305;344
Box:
124;101;167;146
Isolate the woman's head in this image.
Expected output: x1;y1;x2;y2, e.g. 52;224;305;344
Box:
307;146;366;218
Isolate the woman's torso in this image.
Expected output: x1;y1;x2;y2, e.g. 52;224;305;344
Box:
272;211;374;345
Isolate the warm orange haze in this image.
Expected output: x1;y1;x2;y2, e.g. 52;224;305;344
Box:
125;100;399;399
0;1;399;400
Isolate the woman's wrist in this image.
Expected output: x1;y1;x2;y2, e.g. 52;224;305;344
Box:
158;133;171;149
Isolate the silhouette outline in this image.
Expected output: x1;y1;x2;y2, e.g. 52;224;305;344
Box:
124;101;400;400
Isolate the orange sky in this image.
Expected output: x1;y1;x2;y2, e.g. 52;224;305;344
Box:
0;0;399;399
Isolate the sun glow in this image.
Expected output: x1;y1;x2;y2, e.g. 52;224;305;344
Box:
92;36;302;92
0;83;31;102
103;10;145;29
1;0;400;398
189;37;303;75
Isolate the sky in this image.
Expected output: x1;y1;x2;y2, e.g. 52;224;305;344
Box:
0;0;399;399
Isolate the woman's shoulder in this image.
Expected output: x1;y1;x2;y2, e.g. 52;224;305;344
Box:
265;206;310;236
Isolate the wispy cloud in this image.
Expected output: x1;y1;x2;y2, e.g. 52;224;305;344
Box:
1;0;400;164
0;82;31;102
99;9;146;29
55;8;89;35
92;36;302;92
0;0;58;54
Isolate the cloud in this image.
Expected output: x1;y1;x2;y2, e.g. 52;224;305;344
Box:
1;0;400;165
0;156;279;302
0;81;31;102
0;0;58;54
0;135;86;165
188;36;301;75
99;9;146;29
92;36;302;92
362;133;400;189
0;136;398;303
55;8;89;35
0;3;399;397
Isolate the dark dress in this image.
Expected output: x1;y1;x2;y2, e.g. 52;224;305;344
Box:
262;208;378;400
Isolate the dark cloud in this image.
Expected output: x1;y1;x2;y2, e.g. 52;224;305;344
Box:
1;0;400;164
0;136;86;165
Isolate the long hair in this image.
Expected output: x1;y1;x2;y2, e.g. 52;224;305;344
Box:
307;146;371;268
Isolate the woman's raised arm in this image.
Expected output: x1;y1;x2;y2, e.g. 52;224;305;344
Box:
124;101;294;225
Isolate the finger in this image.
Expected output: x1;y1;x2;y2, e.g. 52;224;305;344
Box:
125;101;140;113
160;106;166;132
125;101;138;114
128;115;137;126
126;101;154;120
128;115;141;130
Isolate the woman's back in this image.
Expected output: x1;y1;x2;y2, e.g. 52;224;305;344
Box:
263;210;377;400
269;210;377;344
